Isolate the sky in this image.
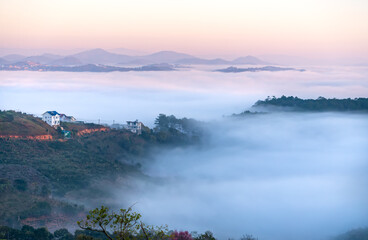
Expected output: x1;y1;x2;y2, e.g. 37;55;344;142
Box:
0;0;367;60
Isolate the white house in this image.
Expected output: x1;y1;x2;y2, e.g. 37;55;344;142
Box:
42;111;60;126
125;120;142;134
60;114;76;122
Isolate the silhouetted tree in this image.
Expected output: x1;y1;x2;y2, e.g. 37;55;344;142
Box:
77;205;169;240
194;231;216;240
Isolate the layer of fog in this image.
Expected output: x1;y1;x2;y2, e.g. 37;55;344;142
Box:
0;66;367;126
119;113;368;240
1;66;367;239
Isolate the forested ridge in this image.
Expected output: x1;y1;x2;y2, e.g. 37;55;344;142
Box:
253;96;368;111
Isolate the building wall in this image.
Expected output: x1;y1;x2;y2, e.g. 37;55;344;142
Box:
42;113;60;126
60;115;76;122
125;121;142;134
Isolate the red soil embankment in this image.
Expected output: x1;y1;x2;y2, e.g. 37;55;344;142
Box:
77;127;109;136
0;134;53;140
0;128;109;140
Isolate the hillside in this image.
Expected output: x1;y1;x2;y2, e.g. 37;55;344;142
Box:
0;130;147;229
333;227;368;240
0;110;108;140
0;111;145;228
0;129;149;229
0;130;147;195
0;111;57;137
0;164;83;231
0;112;203;229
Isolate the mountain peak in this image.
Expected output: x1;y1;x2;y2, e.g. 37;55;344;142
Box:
232;56;269;65
2;54;27;62
71;48;132;64
84;48;111;54
148;50;194;58
142;51;195;63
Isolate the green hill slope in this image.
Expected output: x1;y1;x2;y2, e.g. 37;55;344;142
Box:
0;111;57;137
0;111;202;229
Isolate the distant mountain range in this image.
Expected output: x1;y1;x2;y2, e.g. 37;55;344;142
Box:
0;48;270;66
215;66;305;73
0;61;177;72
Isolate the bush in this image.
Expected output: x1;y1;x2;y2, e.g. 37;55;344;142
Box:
195;231;216;240
54;228;74;240
20;202;51;219
34;227;53;240
172;231;193;240
13;179;27;192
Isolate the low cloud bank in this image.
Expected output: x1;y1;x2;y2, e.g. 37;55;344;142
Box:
0;66;367;126
118;113;368;240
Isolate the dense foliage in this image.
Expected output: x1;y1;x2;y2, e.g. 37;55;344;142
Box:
77;206;171;240
0;131;143;196
0;225;222;240
154;114;202;144
333;227;368;240
253;96;368;112
231;111;267;118
0;225;108;240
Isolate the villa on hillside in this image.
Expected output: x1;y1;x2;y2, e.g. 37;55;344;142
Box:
42;111;60;126
125;120;142;134
60;114;76;122
42;111;76;126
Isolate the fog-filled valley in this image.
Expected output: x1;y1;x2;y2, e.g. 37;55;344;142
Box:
1;65;368;240
122;113;368;240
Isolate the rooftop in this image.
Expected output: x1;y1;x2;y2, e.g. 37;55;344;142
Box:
43;111;59;116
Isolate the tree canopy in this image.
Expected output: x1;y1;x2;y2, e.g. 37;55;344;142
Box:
253;96;368;112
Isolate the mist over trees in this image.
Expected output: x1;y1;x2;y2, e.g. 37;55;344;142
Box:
333;227;368;240
253;96;368;112
153;114;203;143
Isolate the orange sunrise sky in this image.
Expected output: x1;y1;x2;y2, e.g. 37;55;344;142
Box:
0;0;367;59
